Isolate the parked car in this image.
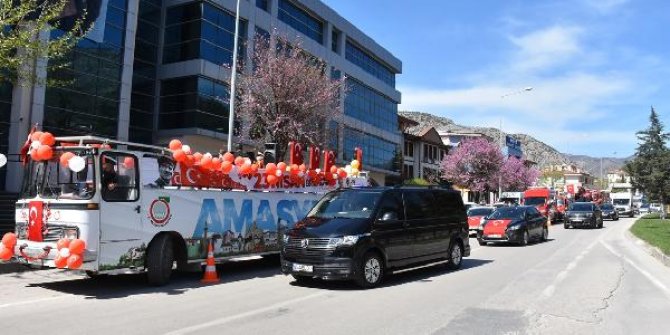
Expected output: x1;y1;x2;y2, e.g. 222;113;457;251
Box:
650;203;662;213
281;187;471;288
565;202;603;229
467;207;495;236
638;203;650;215
477;206;548;246
600;203;619;221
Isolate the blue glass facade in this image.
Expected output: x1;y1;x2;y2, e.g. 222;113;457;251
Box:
42;0;128;137
344;77;399;133
130;0;162;144
159;76;230;133
345;40;395;87
278;0;323;44
343;127;400;172
164;1;247;66
256;0;269;12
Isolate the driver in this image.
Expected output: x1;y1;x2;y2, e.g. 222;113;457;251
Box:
102;162;118;191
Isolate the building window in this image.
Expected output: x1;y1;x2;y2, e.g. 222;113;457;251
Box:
345;39;395;87
343;126;400;172
159;76;231;133
344;76;399;133
403;164;414;180
404;140;414;157
163;1;247;66
278;0;323;44
331;28;340;53
256;0;269;12
43;0;129;138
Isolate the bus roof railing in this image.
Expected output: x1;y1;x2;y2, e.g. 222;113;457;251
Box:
55;136;171;154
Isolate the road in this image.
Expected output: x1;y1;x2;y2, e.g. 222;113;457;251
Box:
1;217;670;335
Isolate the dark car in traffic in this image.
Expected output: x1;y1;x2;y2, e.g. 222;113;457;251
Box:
600;203;619;221
477;206;548;246
280;187;471;288
564;202;603;229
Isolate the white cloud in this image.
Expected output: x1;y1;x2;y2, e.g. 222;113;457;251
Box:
508;26;583;73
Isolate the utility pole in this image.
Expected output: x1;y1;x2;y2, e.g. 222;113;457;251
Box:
226;0;242;153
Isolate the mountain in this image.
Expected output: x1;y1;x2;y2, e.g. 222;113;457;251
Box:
398;111;626;175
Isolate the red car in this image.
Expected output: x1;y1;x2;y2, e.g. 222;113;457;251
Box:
467;207;495;236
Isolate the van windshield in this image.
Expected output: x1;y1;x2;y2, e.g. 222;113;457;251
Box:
613;199;630;205
307;191;382;219
524;197;546;206
20;151;96;200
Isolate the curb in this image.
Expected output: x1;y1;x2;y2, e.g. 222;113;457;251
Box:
625;230;670;268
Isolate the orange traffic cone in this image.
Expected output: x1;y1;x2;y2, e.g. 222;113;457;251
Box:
201;239;219;284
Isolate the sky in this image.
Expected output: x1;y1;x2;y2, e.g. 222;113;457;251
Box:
322;0;670;158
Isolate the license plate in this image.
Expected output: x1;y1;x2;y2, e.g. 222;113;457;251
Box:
487;234;501;238
292;263;313;273
572;219;583;222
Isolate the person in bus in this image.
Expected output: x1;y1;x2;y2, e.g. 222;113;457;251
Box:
102;162;118;192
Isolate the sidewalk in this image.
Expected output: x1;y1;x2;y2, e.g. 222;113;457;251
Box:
626;230;670;268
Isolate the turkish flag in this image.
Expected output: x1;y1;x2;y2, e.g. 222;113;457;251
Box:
20;125;36;166
28;201;44;242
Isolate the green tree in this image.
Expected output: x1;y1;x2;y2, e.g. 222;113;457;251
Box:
1;0;88;85
624;107;670;217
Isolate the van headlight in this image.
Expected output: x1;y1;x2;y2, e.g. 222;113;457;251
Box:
282;235;290;244
63;228;79;239
327;235;361;248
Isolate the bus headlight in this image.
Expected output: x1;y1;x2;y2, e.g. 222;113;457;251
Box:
63;228;79;239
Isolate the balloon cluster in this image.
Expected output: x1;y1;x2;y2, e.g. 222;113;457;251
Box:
54;238;86;269
0;233;17;261
168;139;351;187
28;131;56;162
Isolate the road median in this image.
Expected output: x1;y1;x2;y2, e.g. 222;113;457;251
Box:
628;214;670;268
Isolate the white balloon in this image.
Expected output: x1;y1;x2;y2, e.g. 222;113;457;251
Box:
315;169;321;174
275;169;283;177
344;165;352;175
204;152;213;160
30;141;41;150
182;145;192;154
59;248;71;258
68;156;86;173
0;153;6;168
244;157;252;165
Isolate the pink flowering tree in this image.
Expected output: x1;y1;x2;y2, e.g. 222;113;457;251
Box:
499;156;540;191
235;33;345;159
441;138;504;199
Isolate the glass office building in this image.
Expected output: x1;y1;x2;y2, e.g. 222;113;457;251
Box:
1;0;402;190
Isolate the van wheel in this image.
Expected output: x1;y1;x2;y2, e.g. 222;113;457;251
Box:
146;234;174;286
446;241;463;270
354;252;384;289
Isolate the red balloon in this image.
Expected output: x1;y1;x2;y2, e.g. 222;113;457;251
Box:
37;145;53;161
123;156;135;169
222;152;235;163
1;233;17;248
59;152;75;167
211;158;222;170
234;156;245;166
251;164;259;174
169;139;182;151
330;166;338;174
173;149;186;162
221;161;233;174
68;239;86;255
30;131;43;142
240;163;252;175
338;169;347;179
265;163;277;176
200;156;212;169
39;132;56;146
299;164;307;172
56;238;71;251
267;174;279;185
290;164;300;175
66;254;83;269
185;155;196;167
54;254;68;268
30;149;41;161
277;162;287;173
193;152;203;162
0;245;12;261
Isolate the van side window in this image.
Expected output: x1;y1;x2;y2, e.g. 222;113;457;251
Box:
433;190;461;218
404;191;435;220
101;153;139;202
376;191;405;220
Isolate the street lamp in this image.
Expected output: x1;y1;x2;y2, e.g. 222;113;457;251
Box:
498;87;534;201
227;0;242;153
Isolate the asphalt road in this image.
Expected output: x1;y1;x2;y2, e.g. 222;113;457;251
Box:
1;217;670;335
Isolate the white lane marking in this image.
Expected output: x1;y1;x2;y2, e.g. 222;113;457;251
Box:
541;239;598;298
0;296;64;309
164;292;327;335
599;240;670;297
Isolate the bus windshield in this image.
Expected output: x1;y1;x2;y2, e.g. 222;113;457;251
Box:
20;151;96;200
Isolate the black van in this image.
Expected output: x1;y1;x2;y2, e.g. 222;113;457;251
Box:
280;187;470;288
